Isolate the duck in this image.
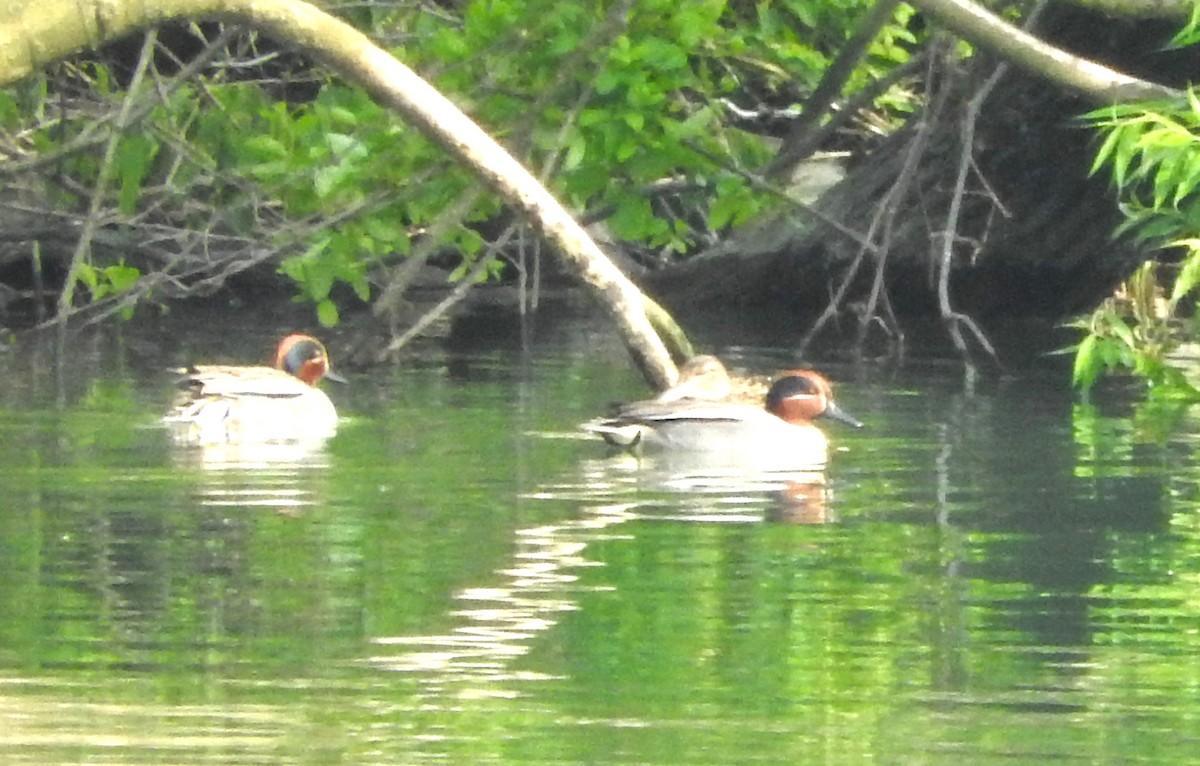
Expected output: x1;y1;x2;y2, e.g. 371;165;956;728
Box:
654;355;732;402
653;354;770;404
585;368;862;460
164;334;341;446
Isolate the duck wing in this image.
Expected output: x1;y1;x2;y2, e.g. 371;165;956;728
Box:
178;365;312;399
608;399;764;425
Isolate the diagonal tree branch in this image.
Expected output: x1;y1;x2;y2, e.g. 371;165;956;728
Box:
909;0;1183;102
0;0;681;388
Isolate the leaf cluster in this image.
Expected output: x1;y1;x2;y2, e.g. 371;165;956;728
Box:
6;0;921;325
1073;93;1200;399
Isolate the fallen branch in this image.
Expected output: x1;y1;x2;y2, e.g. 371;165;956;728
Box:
2;0;680;388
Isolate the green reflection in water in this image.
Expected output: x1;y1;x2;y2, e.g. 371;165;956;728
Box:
0;333;1197;764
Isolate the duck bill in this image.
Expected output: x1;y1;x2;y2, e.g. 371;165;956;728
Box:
823;401;863;428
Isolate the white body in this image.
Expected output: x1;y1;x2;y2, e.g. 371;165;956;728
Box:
165;365;338;446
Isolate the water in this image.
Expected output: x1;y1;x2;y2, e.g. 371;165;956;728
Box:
0;302;1198;764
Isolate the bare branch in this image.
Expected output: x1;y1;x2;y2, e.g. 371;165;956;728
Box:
767;0;903;182
1;0;680;386
910;0;1182;102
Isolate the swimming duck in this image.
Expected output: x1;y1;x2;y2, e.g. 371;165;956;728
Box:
164;334;341;445
585;369;862;458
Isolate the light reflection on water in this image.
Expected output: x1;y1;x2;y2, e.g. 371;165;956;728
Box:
173;444;332;510
0;313;1198;763
0;685;292;760
367;510;615;684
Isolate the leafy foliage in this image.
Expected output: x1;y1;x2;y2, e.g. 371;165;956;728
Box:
9;0;921;323
1073;94;1200;400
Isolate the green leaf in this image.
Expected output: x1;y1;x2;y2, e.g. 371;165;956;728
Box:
115;135;155;215
1072;333;1099;389
314;165;343;200
615;135;640;162
1090;125;1122;176
102;264;140;293
76;262;98;290
1170;245;1200;303
350;273;371;302
1108;317;1136;349
0;90;20;128
637;39;687;72
326;132;361;159
709;176;754;230
306;263;333;301
562;134;587;172
609;196;657;240
362;214;407;250
595;68;622;95
672;106;715;139
241;135;289;162
328;106;359;128
1113;124;1141;190
317;299;339;328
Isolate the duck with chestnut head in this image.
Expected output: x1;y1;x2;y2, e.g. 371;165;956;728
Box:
585;367;861;463
165;334;342;446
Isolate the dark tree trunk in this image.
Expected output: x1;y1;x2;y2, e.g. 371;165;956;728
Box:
645;9;1186;330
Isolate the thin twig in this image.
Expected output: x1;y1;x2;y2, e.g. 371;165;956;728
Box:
767;0;904;181
378;224;517;359
56;32;159;325
854;43;950;349
801;44;949;353
935;1;1048;366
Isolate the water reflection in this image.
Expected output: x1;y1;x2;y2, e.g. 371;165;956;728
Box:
167;442;332;515
363;436;843;693
366;503;630;693
0;685;294;760
6;312;1200;764
160;396;338;519
170;441;331;470
576;453;834;523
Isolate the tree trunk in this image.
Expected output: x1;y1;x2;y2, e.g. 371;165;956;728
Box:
647;8;1171;343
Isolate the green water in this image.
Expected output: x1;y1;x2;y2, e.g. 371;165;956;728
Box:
0;308;1198;764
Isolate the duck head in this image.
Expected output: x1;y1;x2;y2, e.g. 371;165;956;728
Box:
275;334;343;386
766;370;863;428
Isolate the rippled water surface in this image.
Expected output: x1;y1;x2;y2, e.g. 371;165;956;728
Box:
1;304;1199;765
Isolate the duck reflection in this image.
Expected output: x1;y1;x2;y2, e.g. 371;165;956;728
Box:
579;451;835;524
169;439;331;513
